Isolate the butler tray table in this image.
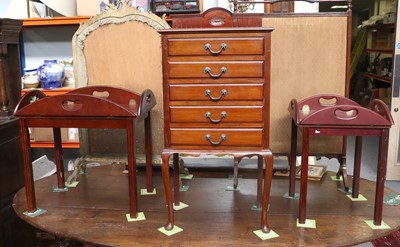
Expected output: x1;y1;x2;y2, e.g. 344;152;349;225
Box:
14;85;156;220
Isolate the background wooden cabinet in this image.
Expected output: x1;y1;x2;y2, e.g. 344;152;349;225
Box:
0;18;36;247
0;119;36;247
151;0;201;14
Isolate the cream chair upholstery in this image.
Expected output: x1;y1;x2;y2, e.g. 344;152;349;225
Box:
73;3;169;161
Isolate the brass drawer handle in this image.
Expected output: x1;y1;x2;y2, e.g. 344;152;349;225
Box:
205;111;227;123
205;89;227;101
205;134;227;146
204;67;227;79
204;43;227;55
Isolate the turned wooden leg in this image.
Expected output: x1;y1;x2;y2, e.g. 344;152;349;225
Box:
289;119;297;197
299;128;310;224
261;152;273;233
127;122;138;218
374;129;389;225
352;136;362;198
144;113;153;193
53;128;65;190
161;152;174;230
20;121;37;213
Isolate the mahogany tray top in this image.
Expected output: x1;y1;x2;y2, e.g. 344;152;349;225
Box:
288;94;393;128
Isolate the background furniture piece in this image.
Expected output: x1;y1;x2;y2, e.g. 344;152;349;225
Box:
151;0;201;14
0;18;36;246
352;23;394;107
0;19;23;119
0;120;36;246
364;24;394;87
159;8;273;233
288;94;393;226
14;86;156;220
21;16;89;71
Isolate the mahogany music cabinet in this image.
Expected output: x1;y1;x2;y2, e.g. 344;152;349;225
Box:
159;8;274;234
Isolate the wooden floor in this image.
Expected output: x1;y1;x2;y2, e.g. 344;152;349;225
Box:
13;164;400;247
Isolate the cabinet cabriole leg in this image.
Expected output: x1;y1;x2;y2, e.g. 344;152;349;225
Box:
257;155;263;206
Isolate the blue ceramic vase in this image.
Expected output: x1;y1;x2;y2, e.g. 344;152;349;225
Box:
37;60;65;89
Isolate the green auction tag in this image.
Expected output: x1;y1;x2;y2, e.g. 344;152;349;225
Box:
383;193;400;206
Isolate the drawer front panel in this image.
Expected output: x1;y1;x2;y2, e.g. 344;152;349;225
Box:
170;106;263;123
168;37;265;56
169;84;264;101
169;61;264;79
170;128;263;147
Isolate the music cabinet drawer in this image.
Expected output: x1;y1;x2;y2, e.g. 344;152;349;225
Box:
170;128;263;147
170;106;263;123
168;61;264;79
169;84;264;101
168;37;265;56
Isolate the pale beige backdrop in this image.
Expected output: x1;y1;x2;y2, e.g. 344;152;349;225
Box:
73;6;348;162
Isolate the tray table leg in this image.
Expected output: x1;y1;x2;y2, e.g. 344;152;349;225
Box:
20;121;37;213
53;128;65;190
261;152;273;233
374;129;389;225
144;113;153;193
352;136;363;198
161;151;174;230
299;128;310;224
289;120;297;197
127;123;138;219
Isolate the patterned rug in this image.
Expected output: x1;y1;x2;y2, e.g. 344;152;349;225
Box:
371;230;400;247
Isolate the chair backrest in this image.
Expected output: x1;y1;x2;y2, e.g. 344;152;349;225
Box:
73;2;170;157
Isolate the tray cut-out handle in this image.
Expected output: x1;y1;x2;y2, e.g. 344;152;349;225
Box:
62;99;83;111
319;96;338;106
92;90;110;99
129;99;137;109
334;108;358;120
